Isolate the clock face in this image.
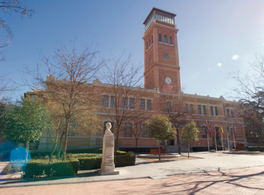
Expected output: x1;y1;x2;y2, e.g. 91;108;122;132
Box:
165;77;172;84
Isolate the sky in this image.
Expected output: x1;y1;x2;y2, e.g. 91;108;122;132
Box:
1;0;264;101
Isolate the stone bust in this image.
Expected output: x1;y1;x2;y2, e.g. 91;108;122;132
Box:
106;122;112;132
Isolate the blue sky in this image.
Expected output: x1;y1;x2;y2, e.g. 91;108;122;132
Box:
1;0;264;101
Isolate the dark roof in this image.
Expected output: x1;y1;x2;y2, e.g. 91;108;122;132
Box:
143;7;176;25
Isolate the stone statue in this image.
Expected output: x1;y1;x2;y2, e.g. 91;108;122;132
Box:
98;122;119;175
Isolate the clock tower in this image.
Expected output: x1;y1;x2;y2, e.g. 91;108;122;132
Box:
143;8;181;94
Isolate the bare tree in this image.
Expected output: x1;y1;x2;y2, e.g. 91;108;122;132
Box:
233;55;264;113
132;112;151;149
101;54;146;153
161;93;192;154
0;0;34;50
25;44;104;160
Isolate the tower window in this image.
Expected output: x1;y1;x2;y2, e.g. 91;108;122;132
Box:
149;39;151;47
152;36;153;43
164;54;169;60
149;58;151;63
170;37;173;45
146;42;148;49
164;35;168;43
159;34;162;42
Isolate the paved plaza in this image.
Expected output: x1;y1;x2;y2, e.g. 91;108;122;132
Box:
0;152;264;194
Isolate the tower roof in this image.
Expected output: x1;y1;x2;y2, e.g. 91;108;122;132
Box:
143;7;176;25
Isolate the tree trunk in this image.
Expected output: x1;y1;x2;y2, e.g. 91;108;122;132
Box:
158;141;161;162
50;130;59;161
63;118;69;161
25;141;29;162
57;131;65;159
115;125;119;153
188;143;190;158
176;128;181;154
25;141;29;150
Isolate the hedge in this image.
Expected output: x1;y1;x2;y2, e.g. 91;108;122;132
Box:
23;159;79;178
247;146;264;152
77;151;136;170
22;151;135;178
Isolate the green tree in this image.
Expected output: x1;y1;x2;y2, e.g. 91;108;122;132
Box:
146;114;176;161
0;97;52;149
181;121;199;158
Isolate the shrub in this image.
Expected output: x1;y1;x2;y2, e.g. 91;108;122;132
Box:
23;159;79;178
114;152;136;167
23;160;43;178
247;146;264;152
52;160;79;176
77;151;135;170
78;156;102;170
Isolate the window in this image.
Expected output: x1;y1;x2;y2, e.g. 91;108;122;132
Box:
103;95;108;107
198;105;202;114
159;34;162;42
189;104;193;113
184;103;188;112
123;98;128;109
124;123;132;137
140;99;145;110
226;108;230;117
146;42;148;49
210;106;214;115
110;96;115;108
170;37;173;44
152;36;153;43
167;102;171;112
142;124;149;137
147;100;151;110
201;126;207;138
149;39;151;47
129;98;134;109
164;35;168;43
202;105;206;115
164;54;169;59
149;57;151;63
215;107;218;116
231;110;234;117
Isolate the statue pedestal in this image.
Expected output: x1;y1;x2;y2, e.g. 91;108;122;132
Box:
98;122;119;175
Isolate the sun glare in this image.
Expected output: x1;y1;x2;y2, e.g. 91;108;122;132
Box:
217;63;222;67
232;55;239;60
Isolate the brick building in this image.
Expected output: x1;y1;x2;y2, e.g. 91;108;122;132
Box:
33;8;246;152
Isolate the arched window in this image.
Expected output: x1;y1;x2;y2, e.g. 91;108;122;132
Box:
170;37;173;45
149;39;151;47
159;34;162;42
164;35;168;43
